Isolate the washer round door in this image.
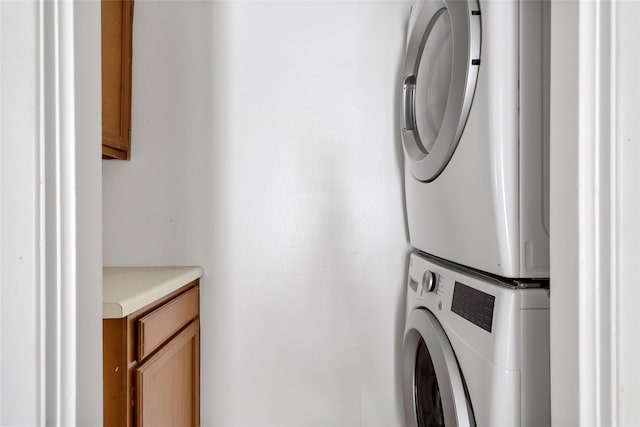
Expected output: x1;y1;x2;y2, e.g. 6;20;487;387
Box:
403;309;475;427
401;0;481;182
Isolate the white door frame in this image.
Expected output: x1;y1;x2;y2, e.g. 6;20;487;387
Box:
550;1;640;424
0;0;102;425
4;1;640;425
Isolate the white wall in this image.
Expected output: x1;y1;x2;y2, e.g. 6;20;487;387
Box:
0;2;42;423
103;1;410;425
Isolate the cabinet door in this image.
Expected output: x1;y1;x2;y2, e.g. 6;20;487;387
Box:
102;0;133;160
135;321;200;427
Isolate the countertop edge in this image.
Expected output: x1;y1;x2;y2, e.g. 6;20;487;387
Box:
103;266;204;319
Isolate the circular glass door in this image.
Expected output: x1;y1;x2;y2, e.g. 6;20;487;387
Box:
415;337;446;426
414;9;453;155
402;309;475;427
402;0;481;182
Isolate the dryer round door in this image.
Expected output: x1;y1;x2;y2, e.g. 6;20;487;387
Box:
401;0;481;182
403;309;475;427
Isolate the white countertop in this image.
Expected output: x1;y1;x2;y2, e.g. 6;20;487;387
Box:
103;266;204;319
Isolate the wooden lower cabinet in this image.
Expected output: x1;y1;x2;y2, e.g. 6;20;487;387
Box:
136;321;200;426
104;281;200;427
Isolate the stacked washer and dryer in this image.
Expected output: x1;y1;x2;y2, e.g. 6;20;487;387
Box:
400;1;551;426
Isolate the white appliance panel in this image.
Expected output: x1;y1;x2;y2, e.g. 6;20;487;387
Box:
403;0;549;279
403;253;550;427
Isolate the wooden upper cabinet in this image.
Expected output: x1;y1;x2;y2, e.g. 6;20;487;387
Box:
102;0;133;160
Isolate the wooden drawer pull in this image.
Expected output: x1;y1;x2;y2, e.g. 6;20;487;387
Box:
137;286;199;360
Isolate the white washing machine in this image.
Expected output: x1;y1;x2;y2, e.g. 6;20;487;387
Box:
401;0;550;279
402;252;550;426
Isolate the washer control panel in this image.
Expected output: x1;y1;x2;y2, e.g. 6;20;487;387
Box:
422;270;438;292
451;281;495;333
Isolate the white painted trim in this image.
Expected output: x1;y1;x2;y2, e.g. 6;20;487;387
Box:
42;0;78;424
578;2;615;424
2;0;101;424
37;0;47;423
551;1;640;425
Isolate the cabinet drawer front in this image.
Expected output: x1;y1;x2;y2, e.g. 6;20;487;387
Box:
138;286;199;360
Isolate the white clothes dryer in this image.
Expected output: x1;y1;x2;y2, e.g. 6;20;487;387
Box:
401;0;550;279
402;252;550;426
